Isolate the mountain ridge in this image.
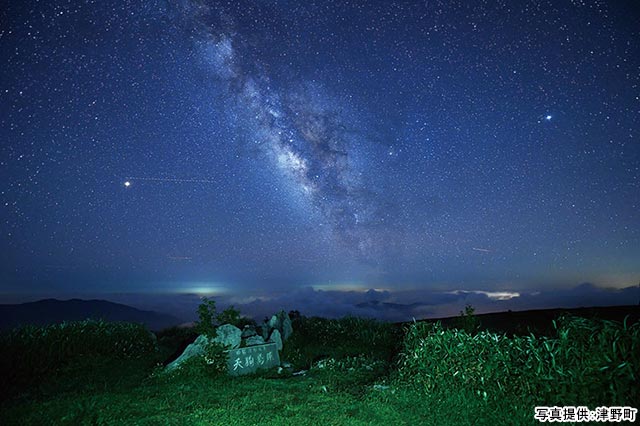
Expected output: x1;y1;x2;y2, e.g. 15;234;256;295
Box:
0;298;182;331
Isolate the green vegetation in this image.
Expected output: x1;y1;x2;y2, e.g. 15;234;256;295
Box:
398;314;640;408
194;297;218;336
201;341;228;375
454;303;482;334
194;298;254;336
282;315;401;370
0;319;157;401
1;307;638;425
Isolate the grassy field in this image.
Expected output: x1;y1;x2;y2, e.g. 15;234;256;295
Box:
0;308;638;425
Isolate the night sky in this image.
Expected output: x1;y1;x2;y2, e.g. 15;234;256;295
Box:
2;1;639;320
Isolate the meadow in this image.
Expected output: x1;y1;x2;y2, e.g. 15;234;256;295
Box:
0;307;638;425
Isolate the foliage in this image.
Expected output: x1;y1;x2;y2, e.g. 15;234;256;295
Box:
156;325;197;345
288;310;302;321
3;313;636;425
195;299;253;334
0;319;157;400
453;303;481;334
396;314;640;406
216;305;241;327
312;354;389;396
0;320;530;426
282;315;401;370
194;297;217;337
202;341;228;375
155;325;197;350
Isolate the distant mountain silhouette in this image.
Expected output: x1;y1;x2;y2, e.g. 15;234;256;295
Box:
0;298;182;331
407;305;640;337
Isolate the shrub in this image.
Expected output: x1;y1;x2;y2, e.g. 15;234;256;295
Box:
0;320;157;399
311;354;389;396
194;297;217;336
202;340;228;375
282;315;400;369
454;304;481;334
396;315;640;406
216;305;241;327
156;325;198;349
195;299;253;334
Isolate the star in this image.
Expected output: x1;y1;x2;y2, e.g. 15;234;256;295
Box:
124;181;131;187
545;115;552;121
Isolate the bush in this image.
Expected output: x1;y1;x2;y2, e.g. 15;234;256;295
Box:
282;315;400;369
396;315;640;406
454;304;481;334
202;340;228;375
311;354;389;396
0;320;158;399
156;325;198;349
194;297;217;336
195;299;253;334
216;305;242;328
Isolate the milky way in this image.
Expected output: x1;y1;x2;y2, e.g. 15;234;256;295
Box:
182;5;385;261
1;0;638;296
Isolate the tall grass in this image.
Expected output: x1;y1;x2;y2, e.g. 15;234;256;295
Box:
283;315;401;369
0;319;157;399
397;314;639;406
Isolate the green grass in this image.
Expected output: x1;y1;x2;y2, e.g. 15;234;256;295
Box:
397;314;639;408
0;356;535;425
0;319;157;401
0;313;637;425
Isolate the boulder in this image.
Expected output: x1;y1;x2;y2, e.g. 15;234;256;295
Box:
268;314;281;333
268;329;283;351
281;313;293;341
241;325;257;338
212;324;242;349
165;334;210;371
164;325;241;372
245;335;265;346
267;310;293;341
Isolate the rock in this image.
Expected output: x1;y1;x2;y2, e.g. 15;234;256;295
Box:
267;310;293;341
245;335;265;346
268;314;281;333
281;313;293;341
268;329;283;351
165;334;210;371
212;324;242;349
164;325;241;372
241;325;257;338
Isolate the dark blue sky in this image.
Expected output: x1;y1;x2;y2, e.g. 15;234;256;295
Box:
1;0;639;316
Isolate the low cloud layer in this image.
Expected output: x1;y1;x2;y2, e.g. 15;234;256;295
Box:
104;283;640;321
225;283;639;323
10;282;636;324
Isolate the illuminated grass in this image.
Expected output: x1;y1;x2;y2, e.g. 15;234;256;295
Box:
1;314;637;425
397;314;640;407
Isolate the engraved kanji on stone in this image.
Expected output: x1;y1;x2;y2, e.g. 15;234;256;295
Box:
233;357;243;371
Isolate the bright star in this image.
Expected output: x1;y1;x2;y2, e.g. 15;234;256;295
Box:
545;115;552;121
124;181;131;187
